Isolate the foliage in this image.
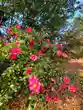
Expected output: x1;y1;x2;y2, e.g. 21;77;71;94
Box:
0;26;80;109
59;30;83;58
1;0;68;31
80;17;83;34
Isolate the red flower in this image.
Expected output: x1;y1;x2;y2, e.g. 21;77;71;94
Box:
29;40;35;48
45;96;51;102
56;50;63;56
40;86;45;93
9;48;21;60
60;83;67;89
68;84;77;93
41;47;45;52
63;77;70;84
26;27;32;33
47;39;50;43
49;44;53;48
38;47;45;55
10;48;22;55
16;24;22;29
9;53;17;60
38;50;43;55
30;54;38;61
6;27;12;34
55;43;61;47
39;47;48;56
53;96;60;102
26;68;32;74
56;44;64;50
38;40;42;43
47;83;53;91
29;93;33;96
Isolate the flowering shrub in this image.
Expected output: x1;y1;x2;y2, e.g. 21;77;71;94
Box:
0;26;80;109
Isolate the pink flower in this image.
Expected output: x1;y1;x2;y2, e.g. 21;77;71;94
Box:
26;27;32;33
4;42;10;46
46;96;51;102
47;39;50;43
28;75;41;93
30;54;38;61
10;48;22;55
9;53;17;60
16;24;22;29
14;42;20;47
28;75;38;85
26;68;32;74
53;96;60;102
51;87;55;91
56;50;63;56
63;77;70;84
68;84;77;93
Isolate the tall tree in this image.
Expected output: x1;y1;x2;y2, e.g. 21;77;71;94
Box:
1;0;68;32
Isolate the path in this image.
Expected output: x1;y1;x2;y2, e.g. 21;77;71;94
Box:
63;58;83;76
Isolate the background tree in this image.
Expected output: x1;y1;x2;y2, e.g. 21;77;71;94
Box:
1;0;68;32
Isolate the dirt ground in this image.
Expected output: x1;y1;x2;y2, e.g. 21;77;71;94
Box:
8;59;83;110
62;58;83;76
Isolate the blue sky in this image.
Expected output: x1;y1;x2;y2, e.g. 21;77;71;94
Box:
74;0;83;17
60;0;83;34
80;0;83;4
67;0;83;24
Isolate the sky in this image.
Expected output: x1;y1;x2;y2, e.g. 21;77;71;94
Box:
70;0;83;19
80;0;83;4
59;0;83;35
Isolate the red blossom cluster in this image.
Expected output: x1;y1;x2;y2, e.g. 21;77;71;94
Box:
6;24;32;42
5;25;77;103
43;76;77;102
9;48;22;60
16;24;22;29
15;24;32;33
27;76;77;102
45;95;60;102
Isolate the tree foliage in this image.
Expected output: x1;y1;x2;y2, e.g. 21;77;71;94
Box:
1;0;68;31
